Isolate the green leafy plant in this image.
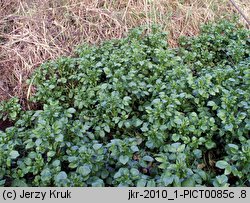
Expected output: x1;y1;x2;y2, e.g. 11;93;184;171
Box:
0;97;21;121
0;20;249;187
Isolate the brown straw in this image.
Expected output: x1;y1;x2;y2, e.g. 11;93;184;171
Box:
229;0;250;27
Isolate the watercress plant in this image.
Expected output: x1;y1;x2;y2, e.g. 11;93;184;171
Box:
0;20;249;187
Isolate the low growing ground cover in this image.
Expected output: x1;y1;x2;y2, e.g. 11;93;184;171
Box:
0;20;249;187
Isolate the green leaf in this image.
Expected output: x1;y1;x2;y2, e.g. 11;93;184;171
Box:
11;179;28;187
55;172;67;182
99;130;105;137
155;157;165;163
41;169;52;181
172;134;180;142
55;134;64;142
130;145;139;152
91;179;104;187
140;123;149;132
142;155;154;162
47;151;56;157
215;175;228;185
118;121;123;128
10;150;20;159
101;170;109;179
227;144;239;154
68;163;78;169
25;141;35;149
123;96;131;105
205;140;216;149
119;155;129;165
224;124;233;131
0;180;6;186
169;143;181;153
193;149;202;158
137;179;147;187
174;118;182;125
224;165;232;175
124;121;131;128
147;180;156;187
10;112;17;119
104;125;110;133
217;110;226;121
114;171;122;179
182;177;195;187
96;62;102;67
134;119;143;127
207;101;216;107
162;177;174;186
52;160;61;167
67;108;76;114
197;170;207;181
159;125;168;131
78;165;91;176
201;125;208;131
216;160;229;169
130;168;140;176
177;144;186;152
93;143;102;150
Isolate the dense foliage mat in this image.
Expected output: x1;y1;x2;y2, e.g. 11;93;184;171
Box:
0;20;249;187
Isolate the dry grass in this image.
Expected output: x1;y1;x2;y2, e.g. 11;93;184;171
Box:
0;0;249;103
